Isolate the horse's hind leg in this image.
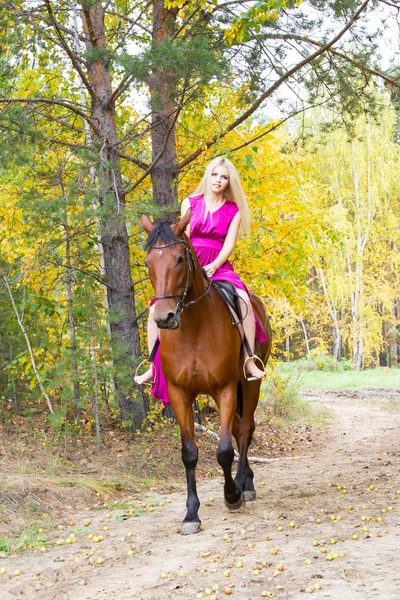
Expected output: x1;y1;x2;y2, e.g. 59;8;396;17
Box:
233;382;260;502
216;385;243;510
169;386;201;535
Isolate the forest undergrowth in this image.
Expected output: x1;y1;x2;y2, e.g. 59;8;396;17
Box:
0;378;328;549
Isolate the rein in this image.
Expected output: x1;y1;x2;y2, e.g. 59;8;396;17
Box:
151;238;211;314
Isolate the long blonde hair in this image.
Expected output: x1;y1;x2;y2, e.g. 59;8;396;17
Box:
191;157;251;236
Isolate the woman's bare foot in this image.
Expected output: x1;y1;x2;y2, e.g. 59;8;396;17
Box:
134;367;153;385
244;357;265;381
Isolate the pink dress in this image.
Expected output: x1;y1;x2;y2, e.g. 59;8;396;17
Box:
150;195;266;404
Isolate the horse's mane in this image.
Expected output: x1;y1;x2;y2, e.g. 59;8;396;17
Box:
145;221;181;250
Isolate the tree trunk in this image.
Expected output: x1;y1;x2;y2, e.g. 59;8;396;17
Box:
81;2;145;428
316;266;341;361
332;326;342;362
352;252;364;371
91;321;102;450
149;0;179;207
72;4;111;339
300;317;311;358
8;341;18;411
64;214;81;421
285;327;290;361
389;300;399;367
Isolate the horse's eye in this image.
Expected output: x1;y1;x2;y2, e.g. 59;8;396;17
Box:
177;255;184;264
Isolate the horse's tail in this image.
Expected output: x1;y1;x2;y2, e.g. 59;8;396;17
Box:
236;381;243;417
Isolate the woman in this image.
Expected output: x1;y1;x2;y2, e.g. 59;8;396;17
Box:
135;156;266;389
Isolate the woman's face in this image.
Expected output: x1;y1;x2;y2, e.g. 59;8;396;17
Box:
210;164;229;195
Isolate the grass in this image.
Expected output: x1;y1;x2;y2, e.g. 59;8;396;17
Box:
275;363;400;391
262;370;330;425
56;477;122;496
14;527;48;551
0;537;12;556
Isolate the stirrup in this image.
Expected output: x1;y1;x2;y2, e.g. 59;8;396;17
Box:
243;355;266;382
134;359;155;387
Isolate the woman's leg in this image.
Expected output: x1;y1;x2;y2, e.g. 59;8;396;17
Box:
134;305;158;385
236;289;265;380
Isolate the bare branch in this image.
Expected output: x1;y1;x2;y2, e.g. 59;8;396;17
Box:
2;275;54;415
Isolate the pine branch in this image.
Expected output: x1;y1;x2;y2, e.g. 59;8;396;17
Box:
43;258;111;288
0;96;92;125
43;0;95;100
178;0;372;170
257;32;400;90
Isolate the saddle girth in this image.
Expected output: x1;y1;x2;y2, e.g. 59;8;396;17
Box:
211;280;253;358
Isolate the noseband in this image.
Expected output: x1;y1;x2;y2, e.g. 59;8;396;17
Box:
150;237;211;316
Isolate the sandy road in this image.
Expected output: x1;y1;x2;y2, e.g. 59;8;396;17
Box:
1;390;400;600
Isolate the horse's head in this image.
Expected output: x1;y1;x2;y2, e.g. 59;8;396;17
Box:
141;211;193;330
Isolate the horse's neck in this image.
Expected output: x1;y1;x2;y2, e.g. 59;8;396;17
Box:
183;245;211;324
187;262;208;304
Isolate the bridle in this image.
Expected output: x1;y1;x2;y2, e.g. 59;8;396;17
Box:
150;237;211;315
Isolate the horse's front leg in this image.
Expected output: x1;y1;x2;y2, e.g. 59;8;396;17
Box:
216;384;243;510
169;385;201;535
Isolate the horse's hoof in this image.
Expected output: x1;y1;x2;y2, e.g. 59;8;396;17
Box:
181;521;201;535
243;490;257;502
224;492;244;511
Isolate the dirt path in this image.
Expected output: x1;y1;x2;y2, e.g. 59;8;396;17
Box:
1;392;399;600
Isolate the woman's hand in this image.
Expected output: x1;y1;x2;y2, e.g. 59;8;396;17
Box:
204;262;217;277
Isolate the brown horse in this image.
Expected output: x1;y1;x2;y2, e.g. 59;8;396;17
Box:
141;212;272;534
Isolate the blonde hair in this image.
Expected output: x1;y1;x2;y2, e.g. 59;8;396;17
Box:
191;156;251;236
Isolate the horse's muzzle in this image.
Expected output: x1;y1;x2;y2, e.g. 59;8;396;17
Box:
156;311;180;330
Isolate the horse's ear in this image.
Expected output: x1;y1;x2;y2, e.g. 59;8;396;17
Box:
173;209;191;237
141;214;154;233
